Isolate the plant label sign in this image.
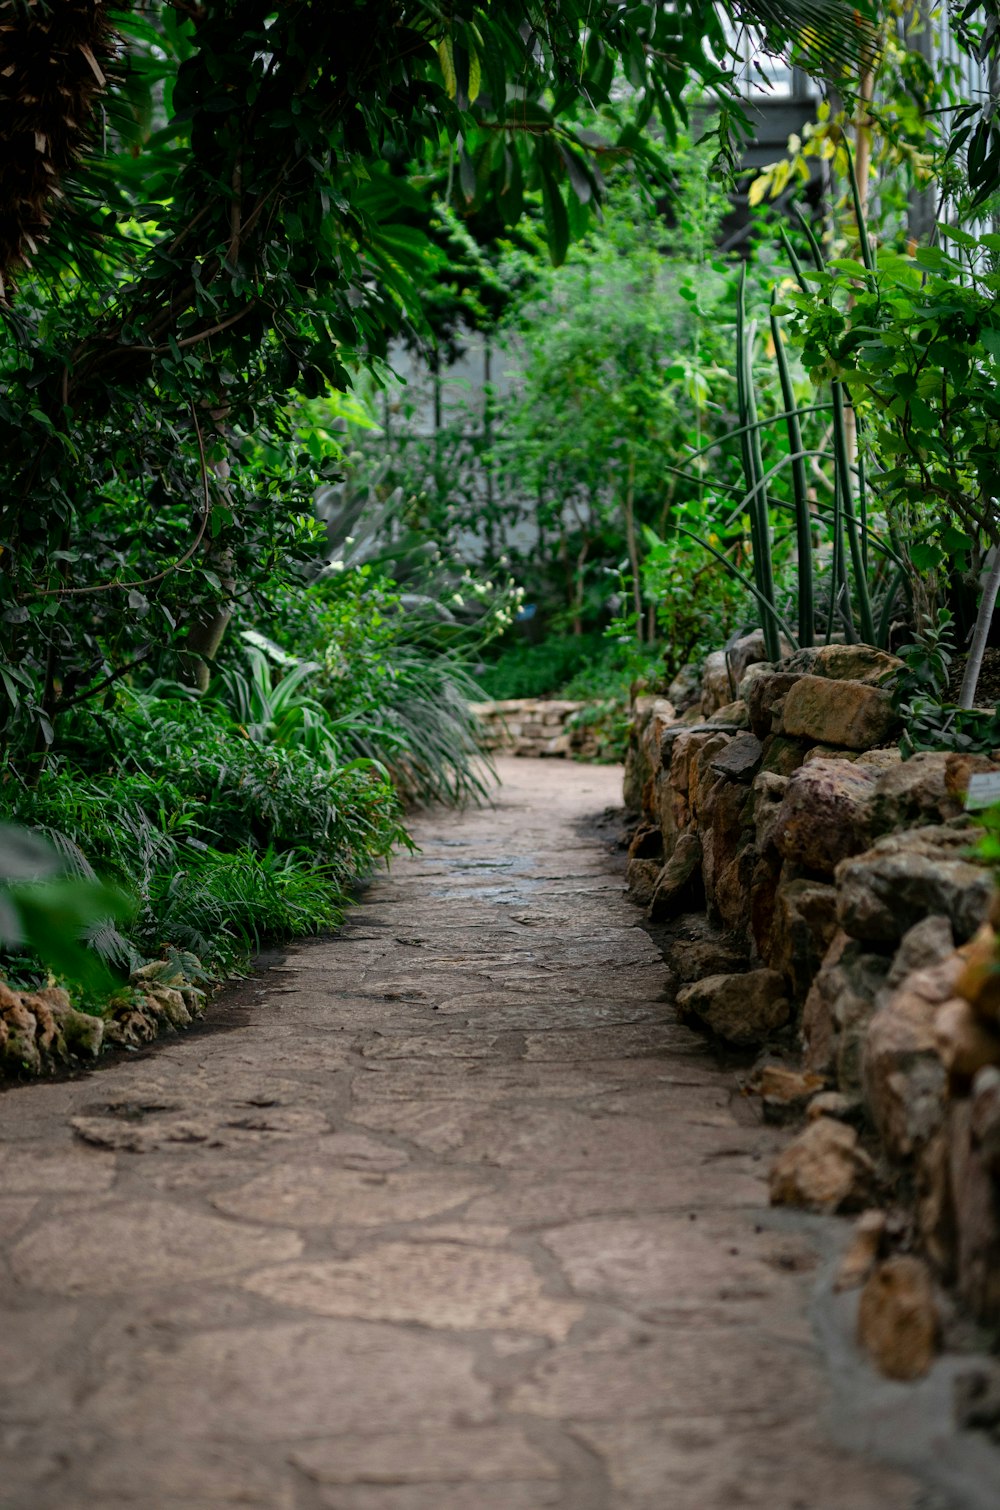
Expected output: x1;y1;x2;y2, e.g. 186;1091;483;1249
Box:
965;772;1000;810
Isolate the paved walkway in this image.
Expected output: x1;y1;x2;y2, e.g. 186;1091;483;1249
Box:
0;759;923;1509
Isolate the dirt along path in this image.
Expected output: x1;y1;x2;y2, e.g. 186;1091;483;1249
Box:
0;758;940;1509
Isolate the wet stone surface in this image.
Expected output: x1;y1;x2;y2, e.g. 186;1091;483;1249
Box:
0;759;930;1508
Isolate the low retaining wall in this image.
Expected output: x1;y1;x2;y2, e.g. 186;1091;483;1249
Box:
625;632;1000;1335
471;699;600;760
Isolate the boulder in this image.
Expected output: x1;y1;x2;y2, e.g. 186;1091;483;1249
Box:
779;675;898;751
836;826;993;945
857;1256;938;1380
762;876;839;1002
647;831;704;921
769;1116;875;1212
676;968;790;1046
774;759;880;875
802;933;892;1090
863;956;961;1160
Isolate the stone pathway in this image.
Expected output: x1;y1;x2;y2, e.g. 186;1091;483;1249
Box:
0;759;929;1509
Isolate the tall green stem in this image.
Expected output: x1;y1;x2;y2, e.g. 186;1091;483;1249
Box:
770;296;813;647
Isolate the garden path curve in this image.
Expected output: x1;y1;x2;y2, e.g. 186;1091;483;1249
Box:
1;758;927;1509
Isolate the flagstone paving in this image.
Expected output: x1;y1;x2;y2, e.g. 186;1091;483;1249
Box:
0;758;949;1508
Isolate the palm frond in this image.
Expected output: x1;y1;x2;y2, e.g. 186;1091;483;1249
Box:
735;0;881;84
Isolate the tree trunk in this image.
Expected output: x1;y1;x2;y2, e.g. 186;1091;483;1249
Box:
959;535;1000;709
623;452;643;644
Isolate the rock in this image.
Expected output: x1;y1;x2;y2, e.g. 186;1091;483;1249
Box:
802;744;859;765
836;826;993;945
954;1366;1000;1442
1;999;41;1076
885;915;955;991
666;662;700;711
625;856;662;908
647;832;703;921
769;1117;875;1212
737;661;776;701
945;753;1000;806
675;968;790;1047
700;778;751;916
729;629;789;685
143;984;193;1030
834;1209;887;1291
916;1129;954;1276
59;1007;104;1058
762;877;838;1002
801;931;891;1089
970;1065;1000;1171
857;1256;938;1380
760;734;811;775
755;1064;827;1123
779;675;898;751
667;936;746;983
934;998;1000;1084
863;957;961;1160
638;699;679;782
713;844;761;938
751;771;790;859
807;644;903;686
954;922;1000;1025
746;852;783;961
873;752;962;830
706;698;749;729
774;759;879;875
708;731;763;783
949;1098;1000;1323
807;1091;862;1123
748;672;803;739
627;823;663;861
701;650;736;715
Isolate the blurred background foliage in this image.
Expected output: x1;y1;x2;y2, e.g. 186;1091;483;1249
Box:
5;0;1000;1046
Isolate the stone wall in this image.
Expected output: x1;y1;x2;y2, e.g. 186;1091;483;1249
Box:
471;699;600;760
625;633;1000;1330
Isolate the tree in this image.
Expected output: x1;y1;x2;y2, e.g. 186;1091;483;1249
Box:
0;0;878;760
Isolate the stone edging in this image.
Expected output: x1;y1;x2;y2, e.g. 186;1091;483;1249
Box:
624;633;1000;1339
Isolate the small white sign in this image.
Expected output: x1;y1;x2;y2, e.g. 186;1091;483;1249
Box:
965;771;1000;810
